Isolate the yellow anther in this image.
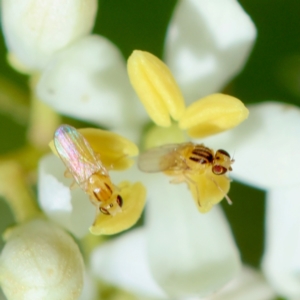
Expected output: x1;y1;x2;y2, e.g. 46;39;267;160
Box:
179;93;249;138
90;181;146;235
188;170;230;213
143;123;187;149
128;50;185;127
79;128;138;170
49;127;138;170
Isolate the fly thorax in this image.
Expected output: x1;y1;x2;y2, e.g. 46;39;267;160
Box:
88;173;113;203
186;145;214;171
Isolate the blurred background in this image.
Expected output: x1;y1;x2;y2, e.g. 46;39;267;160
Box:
0;1;299;299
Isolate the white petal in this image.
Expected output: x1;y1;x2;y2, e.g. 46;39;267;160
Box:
145;173;241;298
200;102;300;189
2;0;97;71
110;160;148;183
90;228;167;299
197;266;276;300
38;154;95;238
36;35;147;130
262;186;300;299
79;271;98;300
165;0;256;104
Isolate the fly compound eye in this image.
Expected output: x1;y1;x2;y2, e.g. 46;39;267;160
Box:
100;207;110;215
212;165;227;175
116;195;123;207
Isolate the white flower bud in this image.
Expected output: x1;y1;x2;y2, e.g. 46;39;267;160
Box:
1;0;98;71
0;219;84;300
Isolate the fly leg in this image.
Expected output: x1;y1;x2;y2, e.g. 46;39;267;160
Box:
169;175;185;184
207;175;232;205
184;175;201;207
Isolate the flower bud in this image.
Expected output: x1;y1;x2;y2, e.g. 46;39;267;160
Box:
0;219;84;300
2;0;97;71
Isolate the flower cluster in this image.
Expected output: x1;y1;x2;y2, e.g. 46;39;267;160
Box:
0;1;299;300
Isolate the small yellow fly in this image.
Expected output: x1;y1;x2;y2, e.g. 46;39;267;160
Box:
138;142;234;208
54;124;123;216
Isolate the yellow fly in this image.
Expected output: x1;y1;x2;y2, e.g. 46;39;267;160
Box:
54;124;123;216
138;142;234;209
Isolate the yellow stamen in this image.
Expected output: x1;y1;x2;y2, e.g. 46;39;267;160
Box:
179;93;249;138
90;181;146;235
127;50;185;127
188;170;230;213
50;128;138;170
143;123;187;149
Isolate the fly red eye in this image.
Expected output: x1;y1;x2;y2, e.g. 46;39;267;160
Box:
116;195;123;207
100;207;110;215
212;165;227;175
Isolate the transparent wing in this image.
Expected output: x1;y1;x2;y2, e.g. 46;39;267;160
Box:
138;143;189;173
54;125;106;185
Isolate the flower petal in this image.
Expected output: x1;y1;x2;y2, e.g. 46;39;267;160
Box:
145;173;241;298
262;186;300;299
128;50;185;127
199;102;300;189
2;0;97;71
38;154;95;238
165;0;256;104
200;266;276;300
89;181;146;235
179;93;249;138
36;35;147;130
79;271;98;300
90;228;166;299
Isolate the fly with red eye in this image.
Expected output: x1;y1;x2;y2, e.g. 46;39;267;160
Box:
212;149;234;175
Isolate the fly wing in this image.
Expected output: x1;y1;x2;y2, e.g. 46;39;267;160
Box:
54;125;106;185
138;143;188;173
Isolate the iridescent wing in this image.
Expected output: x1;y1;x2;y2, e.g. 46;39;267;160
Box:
138;143;190;173
54;125;106;185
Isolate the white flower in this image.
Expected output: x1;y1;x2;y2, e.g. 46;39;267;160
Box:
165;0;256;104
36;35;147;137
90;228;275;300
199;266;276;300
0;219;84;300
33;0;255;139
1;0;97;71
91;169;241;298
38;154;96;238
262;186;300;299
36;0;259;298
201;102;300;299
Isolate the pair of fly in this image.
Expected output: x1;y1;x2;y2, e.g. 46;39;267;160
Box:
54;125;234;216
